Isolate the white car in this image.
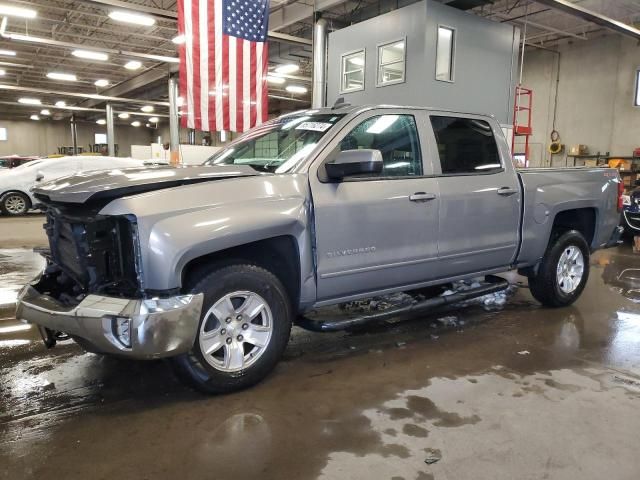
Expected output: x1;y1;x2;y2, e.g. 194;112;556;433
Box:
0;156;150;216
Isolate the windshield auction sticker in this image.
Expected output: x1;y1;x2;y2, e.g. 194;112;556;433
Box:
295;122;333;132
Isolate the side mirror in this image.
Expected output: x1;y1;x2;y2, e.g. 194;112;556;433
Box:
35;171;44;182
325;149;383;180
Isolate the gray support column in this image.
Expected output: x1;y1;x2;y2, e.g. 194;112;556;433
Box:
312;17;328;109
106;103;116;156
70;114;78;155
168;75;181;165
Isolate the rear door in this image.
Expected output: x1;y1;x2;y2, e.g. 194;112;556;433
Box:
427;114;521;277
309;109;441;302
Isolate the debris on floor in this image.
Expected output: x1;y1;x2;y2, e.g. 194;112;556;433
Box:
442;279;519;310
517;350;531;356
424;448;442;465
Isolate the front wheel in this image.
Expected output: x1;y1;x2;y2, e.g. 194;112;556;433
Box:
528;230;590;308
1;192;30;216
170;264;292;394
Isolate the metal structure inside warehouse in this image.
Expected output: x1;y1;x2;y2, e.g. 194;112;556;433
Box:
3;1;640;479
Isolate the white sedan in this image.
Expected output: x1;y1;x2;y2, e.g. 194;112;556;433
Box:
0;156;150;215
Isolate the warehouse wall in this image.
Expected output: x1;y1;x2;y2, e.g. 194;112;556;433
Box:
519;34;640;167
0;119;155;157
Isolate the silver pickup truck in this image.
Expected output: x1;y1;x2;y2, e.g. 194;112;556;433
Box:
17;105;623;393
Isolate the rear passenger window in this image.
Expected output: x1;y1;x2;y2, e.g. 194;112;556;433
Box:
339;114;422;177
430;116;501;175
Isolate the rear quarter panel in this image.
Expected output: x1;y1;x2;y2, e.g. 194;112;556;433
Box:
517;167;620;265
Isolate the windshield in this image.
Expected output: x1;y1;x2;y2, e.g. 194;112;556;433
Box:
12;159;43;171
204;113;344;173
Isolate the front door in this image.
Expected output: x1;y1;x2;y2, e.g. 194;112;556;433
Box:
427;114;521;277
310;110;441;302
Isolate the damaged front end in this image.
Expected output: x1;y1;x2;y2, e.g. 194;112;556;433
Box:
36;201;143;305
16;198;203;359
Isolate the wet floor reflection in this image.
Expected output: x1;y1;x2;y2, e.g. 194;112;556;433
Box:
2;246;640;479
0;249;44;307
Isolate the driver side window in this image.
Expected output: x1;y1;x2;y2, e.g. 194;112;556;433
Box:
339;114;423;177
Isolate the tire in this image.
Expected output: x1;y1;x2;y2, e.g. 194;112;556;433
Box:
170;263;292;394
1;192;30;216
528;230;590;308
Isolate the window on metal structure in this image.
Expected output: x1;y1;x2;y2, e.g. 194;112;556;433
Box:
435;26;455;82
341;50;365;93
377;40;406;86
430;116;502;175
635;69;640;107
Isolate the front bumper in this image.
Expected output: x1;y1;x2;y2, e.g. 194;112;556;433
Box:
16;286;203;359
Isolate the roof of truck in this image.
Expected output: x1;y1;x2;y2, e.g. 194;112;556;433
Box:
280;103;497;120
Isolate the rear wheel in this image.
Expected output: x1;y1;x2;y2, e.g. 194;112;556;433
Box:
170;263;292;394
528;230;590;308
1;192;30;216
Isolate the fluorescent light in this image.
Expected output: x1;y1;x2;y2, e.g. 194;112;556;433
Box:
149;117;159;123
55;100;66;107
366;115;399;134
118;112;130;119
0;69;4;76
40;109;50;115
109;10;155;26
124;60;142;70
349;57;364;66
96;119;106;125
131;121;141;127
141;105;154;113
47;72;77;81
72;49;109;61
393;42;405;50
18;97;41;105
172;34;185;44
274;64;299;74
30;114;39;120
285;85;307;94
94;79;109;87
267;75;285;85
0;49;16;56
0;5;37;18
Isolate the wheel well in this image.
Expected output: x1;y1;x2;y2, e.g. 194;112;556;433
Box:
551;208;596;245
181;235;301;311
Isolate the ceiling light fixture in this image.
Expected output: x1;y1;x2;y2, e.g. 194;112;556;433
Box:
0;69;5;76
131;121;141;127
54;100;66;107
18;97;41;105
172;34;186;44
118;112;130;119
0;49;16;56
40;109;50;115
124;60;142;70
149;117;159;123
274;64;299;75
94;79;109;87
267;75;286;85
0;4;37;18
47;72;77;81
96;119;106;125
108;10;156;26
72;49;109;61
285;85;307;94
30;114;39;120
141;105;154;113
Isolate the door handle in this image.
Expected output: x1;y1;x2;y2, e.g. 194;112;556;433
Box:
409;192;437;202
497;187;518;196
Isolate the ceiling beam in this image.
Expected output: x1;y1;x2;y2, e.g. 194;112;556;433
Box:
269;0;349;31
533;0;640;40
80;67;170;108
493;12;588;40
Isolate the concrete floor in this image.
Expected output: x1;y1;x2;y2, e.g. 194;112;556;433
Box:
1;215;640;480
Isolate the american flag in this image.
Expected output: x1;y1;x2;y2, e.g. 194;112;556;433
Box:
178;0;270;133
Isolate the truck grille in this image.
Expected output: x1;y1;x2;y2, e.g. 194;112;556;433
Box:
43;210;141;298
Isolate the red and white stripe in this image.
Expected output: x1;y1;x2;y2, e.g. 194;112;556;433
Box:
178;0;269;133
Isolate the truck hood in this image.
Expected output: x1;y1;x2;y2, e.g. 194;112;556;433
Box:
33;164;262;205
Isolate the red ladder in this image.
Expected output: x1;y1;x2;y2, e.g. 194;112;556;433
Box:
512;85;533;166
